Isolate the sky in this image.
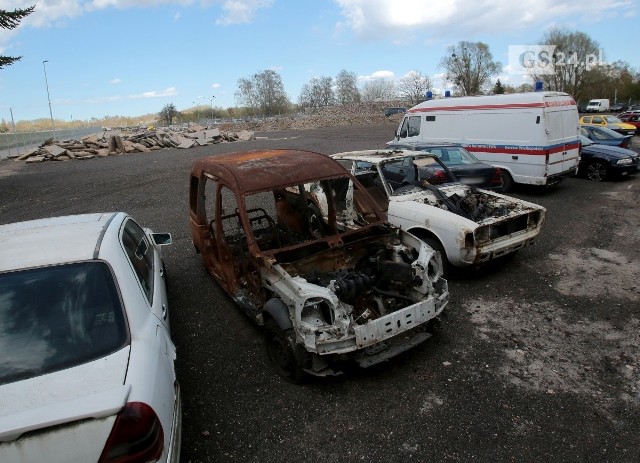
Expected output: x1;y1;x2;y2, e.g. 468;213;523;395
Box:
0;0;637;123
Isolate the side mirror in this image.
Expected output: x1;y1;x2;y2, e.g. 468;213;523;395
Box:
151;232;173;246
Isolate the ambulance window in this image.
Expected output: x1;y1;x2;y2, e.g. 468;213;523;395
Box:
407;116;421;137
426;116;436;122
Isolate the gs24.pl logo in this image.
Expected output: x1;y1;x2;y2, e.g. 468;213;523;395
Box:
508;45;605;75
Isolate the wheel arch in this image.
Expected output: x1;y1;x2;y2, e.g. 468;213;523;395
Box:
406;227;446;257
263;298;293;331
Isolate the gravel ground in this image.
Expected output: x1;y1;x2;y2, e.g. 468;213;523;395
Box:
1;124;639;463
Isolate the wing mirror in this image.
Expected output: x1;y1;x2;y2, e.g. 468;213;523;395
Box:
151;232;173;246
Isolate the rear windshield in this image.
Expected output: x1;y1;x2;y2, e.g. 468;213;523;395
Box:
0;261;129;385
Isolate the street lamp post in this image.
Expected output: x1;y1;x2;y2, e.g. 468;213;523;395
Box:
42;60;56;139
209;96;215;120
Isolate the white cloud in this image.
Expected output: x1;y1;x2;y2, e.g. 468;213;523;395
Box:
333;0;637;37
0;0;273;32
110;78;122;84
358;70;395;82
129;87;178;99
211;83;221;89
215;0;274;25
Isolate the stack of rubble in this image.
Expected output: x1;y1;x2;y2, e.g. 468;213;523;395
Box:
13;126;255;163
219;101;406;132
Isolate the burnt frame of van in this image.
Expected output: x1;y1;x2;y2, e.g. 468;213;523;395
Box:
189;149;391;317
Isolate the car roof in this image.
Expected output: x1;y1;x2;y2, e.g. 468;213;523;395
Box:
332;149;438;165
388;141;463;149
191;149;351;194
0;212;120;272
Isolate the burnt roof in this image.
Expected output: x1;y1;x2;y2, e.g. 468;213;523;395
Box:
191;149;350;193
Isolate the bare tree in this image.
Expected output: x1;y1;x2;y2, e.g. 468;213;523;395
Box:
335;70;361;105
531;28;602;102
235;70;291;117
361;79;396;101
0;5;35;69
235;77;257;112
299;76;335;109
440;41;501;95
396;71;432;105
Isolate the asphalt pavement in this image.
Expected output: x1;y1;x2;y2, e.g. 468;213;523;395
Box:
1;124;639;462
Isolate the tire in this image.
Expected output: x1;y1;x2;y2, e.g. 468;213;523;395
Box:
500;170;514;193
423;237;453;279
264;319;307;383
585;160;608;182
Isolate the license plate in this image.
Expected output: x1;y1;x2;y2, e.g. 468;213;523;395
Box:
460;177;483;184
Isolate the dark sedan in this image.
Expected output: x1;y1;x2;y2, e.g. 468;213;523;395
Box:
577;135;640;181
385;141;504;190
580;126;633;149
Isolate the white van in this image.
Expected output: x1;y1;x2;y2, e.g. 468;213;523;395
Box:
389;91;580;191
585;99;610;113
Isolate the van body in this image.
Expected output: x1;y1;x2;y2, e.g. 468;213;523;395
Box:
585;99;610;113
389;92;580;189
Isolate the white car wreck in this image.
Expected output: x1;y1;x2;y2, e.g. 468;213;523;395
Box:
330;149;547;276
189;149;449;382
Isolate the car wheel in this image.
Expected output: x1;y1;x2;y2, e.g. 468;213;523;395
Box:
264;319;306;383
585;160;608;181
500;170;514;193
423;237;453;279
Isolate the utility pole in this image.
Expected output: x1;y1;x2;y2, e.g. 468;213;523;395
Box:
43;60;56;139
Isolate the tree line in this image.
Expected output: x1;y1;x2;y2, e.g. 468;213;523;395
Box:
229;28;640;118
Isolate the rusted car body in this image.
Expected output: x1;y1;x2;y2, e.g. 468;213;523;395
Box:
189;149;449;381
329;150;547;276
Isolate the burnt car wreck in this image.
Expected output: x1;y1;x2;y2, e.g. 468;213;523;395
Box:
330;150;547;276
189;149;449;382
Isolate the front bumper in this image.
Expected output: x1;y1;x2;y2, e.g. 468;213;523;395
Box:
314;294;448;357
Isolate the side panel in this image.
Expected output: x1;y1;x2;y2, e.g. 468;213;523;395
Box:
415;109;550;185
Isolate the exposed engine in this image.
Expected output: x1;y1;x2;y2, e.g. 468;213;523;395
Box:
423;185;515;221
305;240;422;322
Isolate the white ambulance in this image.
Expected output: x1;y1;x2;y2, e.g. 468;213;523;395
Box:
389;91;580;191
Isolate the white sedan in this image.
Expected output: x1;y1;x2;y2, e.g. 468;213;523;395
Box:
0;212;181;463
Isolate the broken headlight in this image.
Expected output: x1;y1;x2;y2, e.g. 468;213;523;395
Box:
300;297;335;327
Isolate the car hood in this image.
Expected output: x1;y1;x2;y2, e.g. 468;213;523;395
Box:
388;184;543;226
582;143;637;159
0;346;130;443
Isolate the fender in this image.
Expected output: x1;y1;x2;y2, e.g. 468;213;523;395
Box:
263;298;292;331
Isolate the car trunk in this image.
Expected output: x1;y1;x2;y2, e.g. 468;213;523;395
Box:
0;348;130;462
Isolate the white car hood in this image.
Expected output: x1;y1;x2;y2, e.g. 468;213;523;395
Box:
0;346;130;442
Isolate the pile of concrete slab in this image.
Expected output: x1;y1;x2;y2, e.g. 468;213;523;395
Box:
12;126;255;163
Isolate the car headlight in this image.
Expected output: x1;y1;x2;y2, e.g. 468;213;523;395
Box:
617;158;633;165
301;297;334;326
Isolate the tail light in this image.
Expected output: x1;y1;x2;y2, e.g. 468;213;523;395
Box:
430;169;447;184
491;168;503;185
99;402;164;463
